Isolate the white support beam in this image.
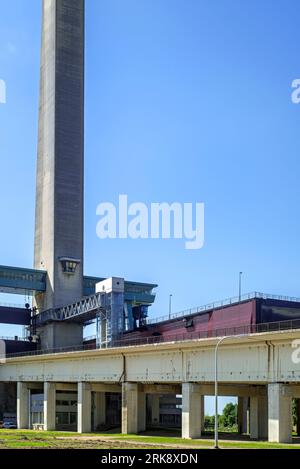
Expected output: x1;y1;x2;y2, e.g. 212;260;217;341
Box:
44;382;56;431
268;383;292;443
122;383;139;434
17;382;29;429
78;382;92;433
182;383;203;439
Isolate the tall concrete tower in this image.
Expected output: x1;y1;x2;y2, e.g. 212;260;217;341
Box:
34;0;85;313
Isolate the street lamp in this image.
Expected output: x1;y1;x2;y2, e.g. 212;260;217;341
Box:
214;334;249;449
169;294;173;319
239;272;243;301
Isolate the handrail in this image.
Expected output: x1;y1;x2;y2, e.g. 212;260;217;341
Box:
5;316;300;359
147;291;300;325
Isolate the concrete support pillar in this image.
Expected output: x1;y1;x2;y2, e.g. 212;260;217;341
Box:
138;391;146;433
78;382;92;433
238;397;249;434
44;382;56;431
182;383;203;439
268;383;292;443
17;382;29;429
122;383;140;434
93;393;106;431
249;396;268;440
249;396;259;439
151;395;160;425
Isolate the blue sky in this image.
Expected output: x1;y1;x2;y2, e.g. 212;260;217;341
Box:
0;0;300;413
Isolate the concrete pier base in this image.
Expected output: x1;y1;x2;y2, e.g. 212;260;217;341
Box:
268;383;292;443
122;383;139;434
249;395;268;439
17;382;29;429
182;383;203;439
78;382;91;433
44;382;56;431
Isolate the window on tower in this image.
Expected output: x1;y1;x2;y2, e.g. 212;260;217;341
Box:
59;257;81;275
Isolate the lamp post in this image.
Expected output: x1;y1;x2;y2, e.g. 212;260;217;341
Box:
239;272;243;301
214;334;249;449
169;294;173;319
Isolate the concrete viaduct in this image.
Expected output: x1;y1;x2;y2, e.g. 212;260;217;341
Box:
1;328;299;443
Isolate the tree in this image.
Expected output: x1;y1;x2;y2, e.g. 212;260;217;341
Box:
222;402;237;428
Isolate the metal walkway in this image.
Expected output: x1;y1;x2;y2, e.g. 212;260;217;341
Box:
34;292;107;326
0;265;157;303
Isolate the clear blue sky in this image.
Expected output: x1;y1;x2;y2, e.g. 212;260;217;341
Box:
0;0;300;412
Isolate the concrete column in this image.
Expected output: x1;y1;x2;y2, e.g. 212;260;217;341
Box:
138;391;146;432
151;395;160;425
249;395;268;440
268;383;292;443
249;396;260;439
249;396;259;439
238;397;249;434
44;382;56;431
78;382;92;433
182;383;203;439
122;383;139;434
17;382;29;429
93;392;106;430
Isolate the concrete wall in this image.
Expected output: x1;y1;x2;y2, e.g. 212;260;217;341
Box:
37;323;83;350
0;330;299;384
34;0;84;313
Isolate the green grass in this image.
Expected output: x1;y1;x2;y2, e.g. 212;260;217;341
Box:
108;434;300;449
3;440;51;448
0;429;300;449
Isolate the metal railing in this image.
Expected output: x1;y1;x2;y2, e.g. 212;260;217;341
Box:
0;336;28;342
147;291;300;325
34;292;106;326
5;316;300;359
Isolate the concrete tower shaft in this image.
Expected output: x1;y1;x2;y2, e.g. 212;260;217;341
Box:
34;0;85;311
